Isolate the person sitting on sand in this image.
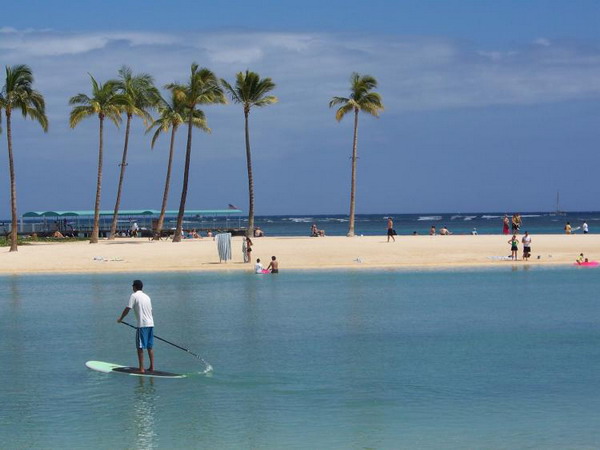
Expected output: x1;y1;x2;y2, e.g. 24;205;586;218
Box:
439;226;452;235
254;227;264;237
576;253;585;264
53;230;65;238
311;223;325;237
267;256;279;273
191;229;201;239
254;258;264;274
471;228;478;235
429;226;436;235
207;230;213;238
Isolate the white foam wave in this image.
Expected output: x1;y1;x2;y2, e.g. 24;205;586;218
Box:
418;216;442;221
481;215;502;219
463;216;477;221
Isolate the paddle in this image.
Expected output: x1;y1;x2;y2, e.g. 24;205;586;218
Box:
120;321;212;371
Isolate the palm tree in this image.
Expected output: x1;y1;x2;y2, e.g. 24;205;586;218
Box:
69;75;123;243
108;66;159;239
329;72;384;237
0;64;48;252
167;64;226;243
221;70;277;237
147;90;210;239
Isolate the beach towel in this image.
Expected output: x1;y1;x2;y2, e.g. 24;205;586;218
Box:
216;233;232;262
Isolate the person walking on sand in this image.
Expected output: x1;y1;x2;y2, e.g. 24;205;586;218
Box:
267;256;279;273
521;231;532;261
117;280;154;373
508;235;519;260
387;217;395;242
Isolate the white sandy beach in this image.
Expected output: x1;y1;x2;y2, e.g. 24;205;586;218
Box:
0;234;598;275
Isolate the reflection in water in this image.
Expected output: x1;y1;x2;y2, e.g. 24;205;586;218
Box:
9;275;22;308
133;378;157;449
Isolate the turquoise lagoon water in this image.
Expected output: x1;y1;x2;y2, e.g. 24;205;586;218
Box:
2;268;600;449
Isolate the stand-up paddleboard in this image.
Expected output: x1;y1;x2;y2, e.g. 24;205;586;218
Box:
86;360;186;378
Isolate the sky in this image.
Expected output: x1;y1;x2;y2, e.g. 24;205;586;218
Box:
1;0;600;217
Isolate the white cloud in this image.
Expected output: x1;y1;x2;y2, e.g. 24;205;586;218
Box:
1;28;600;116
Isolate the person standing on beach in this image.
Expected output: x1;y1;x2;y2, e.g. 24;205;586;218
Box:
243;236;253;263
511;214;521;233
521;231;532;261
387;217;395;242
267;256;279;273
502;215;510;234
583;221;589;234
117;280;155;373
565;222;572;234
508;235;519;260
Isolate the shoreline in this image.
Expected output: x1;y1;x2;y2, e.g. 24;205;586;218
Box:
0;234;597;275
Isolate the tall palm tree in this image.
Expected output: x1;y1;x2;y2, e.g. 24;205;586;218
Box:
167;64;226;243
108;66;159;239
69;75;123;243
329;72;384;237
221;70;277;237
0;64;48;252
147;90;210;239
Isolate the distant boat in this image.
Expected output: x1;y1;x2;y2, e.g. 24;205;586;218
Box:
553;191;566;216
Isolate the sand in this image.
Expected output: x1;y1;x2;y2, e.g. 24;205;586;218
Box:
0;234;597;275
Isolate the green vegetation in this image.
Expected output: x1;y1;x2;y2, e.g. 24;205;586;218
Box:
222;71;277;237
147;89;210;239
330;73;384;237
108;66;160;240
0;64;48;252
166;64;226;243
69;75;124;244
0;64;384;245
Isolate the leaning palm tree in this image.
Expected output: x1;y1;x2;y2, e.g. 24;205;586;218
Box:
221;70;277;237
146;90;210;239
166;64;226;243
108;66;159;239
69;75;123;243
0;64;48;252
329;72;384;237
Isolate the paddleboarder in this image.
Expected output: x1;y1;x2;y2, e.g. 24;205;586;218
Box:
117;279;155;373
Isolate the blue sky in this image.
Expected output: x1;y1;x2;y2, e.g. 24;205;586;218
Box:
1;0;600;216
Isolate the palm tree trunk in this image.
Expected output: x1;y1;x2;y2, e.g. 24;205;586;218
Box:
90;115;104;244
156;125;177;239
6;111;18;252
109;114;132;239
244;108;255;237
173;114;193;242
347;108;359;237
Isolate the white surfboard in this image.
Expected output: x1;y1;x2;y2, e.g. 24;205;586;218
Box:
85;360;186;378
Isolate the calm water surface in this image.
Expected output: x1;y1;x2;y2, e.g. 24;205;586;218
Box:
2;268;600;449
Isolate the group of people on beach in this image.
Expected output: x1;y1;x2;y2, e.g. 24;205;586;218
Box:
502;214;522;234
254;256;279;274
242;235;279;273
507;231;532;261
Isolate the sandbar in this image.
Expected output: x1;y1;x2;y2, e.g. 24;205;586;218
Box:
0;234;597;275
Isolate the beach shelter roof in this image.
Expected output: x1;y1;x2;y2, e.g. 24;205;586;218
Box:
23;209;242;218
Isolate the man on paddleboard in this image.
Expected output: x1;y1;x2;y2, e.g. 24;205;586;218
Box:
117;280;155;373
